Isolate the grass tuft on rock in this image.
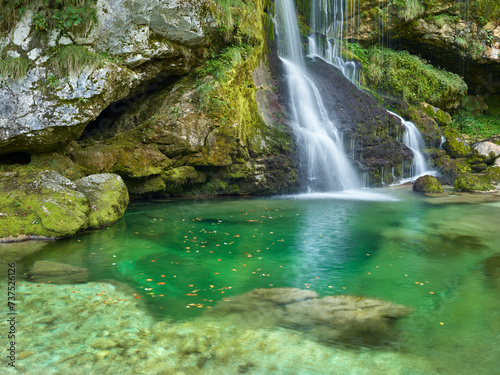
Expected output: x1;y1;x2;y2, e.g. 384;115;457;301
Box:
0;54;30;81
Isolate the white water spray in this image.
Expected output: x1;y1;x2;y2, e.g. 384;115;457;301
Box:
388;111;435;182
276;0;360;192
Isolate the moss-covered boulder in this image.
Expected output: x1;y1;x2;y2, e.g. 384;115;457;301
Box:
413;175;444;194
419;102;452;126
442;127;471;158
74;173;129;229
0;170;128;241
485;166;500;187
454;173;496;193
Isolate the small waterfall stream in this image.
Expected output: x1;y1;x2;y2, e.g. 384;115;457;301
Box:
389;111;434;182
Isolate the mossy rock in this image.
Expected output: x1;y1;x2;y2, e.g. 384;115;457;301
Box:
412;175;444;194
419;102;451;126
74;174;129;229
125;175;167;197
70;143;171;178
164;166;205;191
471;163;488;172
454;173;496;193
442;127;471;158
485;167;500;185
0;170;128;240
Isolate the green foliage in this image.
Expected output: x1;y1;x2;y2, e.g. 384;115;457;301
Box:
31;0;96;38
391;0;424;21
451;113;500;140
349;43;468;108
197;44;250;81
209;0;255;44
0;0;96;38
49;45;105;77
0;53;30;80
44;73;59;88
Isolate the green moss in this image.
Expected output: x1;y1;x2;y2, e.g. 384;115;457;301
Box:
75;174;129;228
413;175;444;193
125;176;166;196
485;166;500;185
442;127;471;158
349;43;467;109
454;173;495;192
0;172;89;239
70;142;171;178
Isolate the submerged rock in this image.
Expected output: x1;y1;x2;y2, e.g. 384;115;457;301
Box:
207;288;413;346
413;175;444;194
483;254;500;290
27;260;89;284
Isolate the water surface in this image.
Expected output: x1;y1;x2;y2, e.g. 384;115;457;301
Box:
16;188;500;373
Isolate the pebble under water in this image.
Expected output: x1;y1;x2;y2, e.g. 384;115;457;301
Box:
3;187;500;374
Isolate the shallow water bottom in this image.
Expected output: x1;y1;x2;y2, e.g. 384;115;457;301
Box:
4;283;440;375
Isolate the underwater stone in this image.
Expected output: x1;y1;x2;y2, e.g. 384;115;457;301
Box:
207;288;412;346
27;261;89;284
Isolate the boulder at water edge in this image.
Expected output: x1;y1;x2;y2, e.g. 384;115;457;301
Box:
413;175;444;194
0;171;128;241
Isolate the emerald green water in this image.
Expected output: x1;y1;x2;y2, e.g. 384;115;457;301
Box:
21;188;500;373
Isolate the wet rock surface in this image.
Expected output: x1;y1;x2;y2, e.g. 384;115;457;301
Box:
305;57;419;186
207;288;413;346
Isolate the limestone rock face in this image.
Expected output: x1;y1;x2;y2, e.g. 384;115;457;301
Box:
413;175;444;194
27;260;89;284
94;0;211;66
207;288;413;346
0;0;214;155
0;58;137;154
0;170;128;240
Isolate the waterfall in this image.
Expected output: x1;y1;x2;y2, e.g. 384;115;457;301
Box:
307;0;434;182
276;0;360;192
389;111;434;182
308;0;360;84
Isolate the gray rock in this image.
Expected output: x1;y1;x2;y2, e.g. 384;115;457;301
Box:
27;261;89;284
0;0;213;154
472;141;500;160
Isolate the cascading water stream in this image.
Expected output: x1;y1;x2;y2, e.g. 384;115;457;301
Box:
307;0;435;182
275;0;360;192
388;111;435;182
